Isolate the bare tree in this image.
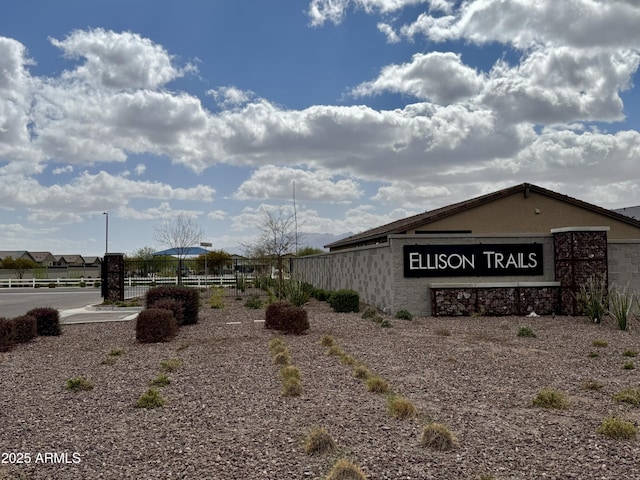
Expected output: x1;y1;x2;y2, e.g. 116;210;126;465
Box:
153;214;203;283
245;208;296;296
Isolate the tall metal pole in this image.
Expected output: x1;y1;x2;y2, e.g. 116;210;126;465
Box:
103;212;109;254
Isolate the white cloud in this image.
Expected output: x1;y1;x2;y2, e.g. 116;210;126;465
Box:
134;164;146;175
49;28;190;90
52;165;73;175
118;202;203;221
397;0;640;49
233;165;362;203
0;170;215;221
351;52;484;105
372;182;450;205
208;86;254;109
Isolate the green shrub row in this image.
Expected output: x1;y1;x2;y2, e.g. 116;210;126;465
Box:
0;307;61;352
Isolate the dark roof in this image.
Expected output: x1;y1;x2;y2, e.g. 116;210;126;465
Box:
153;247;210;256
326;183;640;249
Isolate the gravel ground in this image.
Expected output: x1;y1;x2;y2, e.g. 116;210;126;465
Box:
1;296;640;480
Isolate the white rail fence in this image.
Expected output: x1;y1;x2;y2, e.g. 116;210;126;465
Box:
0;275;246;289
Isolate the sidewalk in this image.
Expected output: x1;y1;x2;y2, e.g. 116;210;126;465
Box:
60;305;142;325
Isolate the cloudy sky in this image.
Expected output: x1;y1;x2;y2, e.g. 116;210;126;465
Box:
2;0;640;256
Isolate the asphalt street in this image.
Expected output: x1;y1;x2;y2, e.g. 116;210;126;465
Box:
0;288;140;323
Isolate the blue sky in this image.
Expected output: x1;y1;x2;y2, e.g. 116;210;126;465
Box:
2;0;640;257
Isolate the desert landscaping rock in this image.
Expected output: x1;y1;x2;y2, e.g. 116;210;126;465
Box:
1;297;639;479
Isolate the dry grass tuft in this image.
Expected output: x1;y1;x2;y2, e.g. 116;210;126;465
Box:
597;417;637;440
613;387;640;406
273;351;291;366
353;364;370;379
386;394;417;419
282;377;302;397
532;387;568;409
304;426;338;455
325;458;367;480
366;376;390;394
320;335;335;347
419;423;459;451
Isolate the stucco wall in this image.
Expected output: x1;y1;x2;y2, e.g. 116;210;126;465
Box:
294;234;640;317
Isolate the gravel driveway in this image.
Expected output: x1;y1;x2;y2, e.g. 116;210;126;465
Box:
1;297;639;479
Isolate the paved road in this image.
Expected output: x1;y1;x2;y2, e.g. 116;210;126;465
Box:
0;288;103;318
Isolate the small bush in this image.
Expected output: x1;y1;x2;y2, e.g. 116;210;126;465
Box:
10;315;37;344
613;388;640;406
136;388;166;409
109;348;125;357
574;275;607;323
304;426;337;455
269;338;287;355
597;417;637;440
208;288;224;309
353;364;370;379
151;298;185;326
419;423;459;451
435;328;451;337
592;339;608;347
623;361;635;370
380;319;392;328
282;377;302;397
150;374;171;387
312;288;330;302
65;377;94;392
623;349;638;357
26;307;61;336
608;283;633;331
320;335;335;347
136;308;178;343
395;309;413;321
265;301;309;335
284;279;310;307
160;358;183;373
361;307;378;320
280;365;301;382
366;376;390;394
146;285;199;325
245;295;263;309
327;345;344;357
0;317;15;352
588;351;600;358
517;326;536;338
328;289;360;313
325;458;367;480
273;351;291;366
532;387;568;409
386;394;417;419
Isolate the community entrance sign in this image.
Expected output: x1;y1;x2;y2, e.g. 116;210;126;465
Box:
403;244;543;277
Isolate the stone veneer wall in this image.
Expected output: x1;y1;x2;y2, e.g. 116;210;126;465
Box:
101;253;125;302
552;228;608;315
430;285;560;316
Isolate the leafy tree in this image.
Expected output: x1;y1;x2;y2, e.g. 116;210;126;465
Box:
196;250;232;275
153;214;203;283
125;246;163;277
2;257;38;279
297;246;324;256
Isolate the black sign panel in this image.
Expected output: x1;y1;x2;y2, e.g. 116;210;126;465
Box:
403;244;544;277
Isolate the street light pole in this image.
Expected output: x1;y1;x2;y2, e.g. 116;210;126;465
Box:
102;212;109;254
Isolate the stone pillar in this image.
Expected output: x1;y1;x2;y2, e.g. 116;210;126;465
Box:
101;253;125;302
552;227;609;315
